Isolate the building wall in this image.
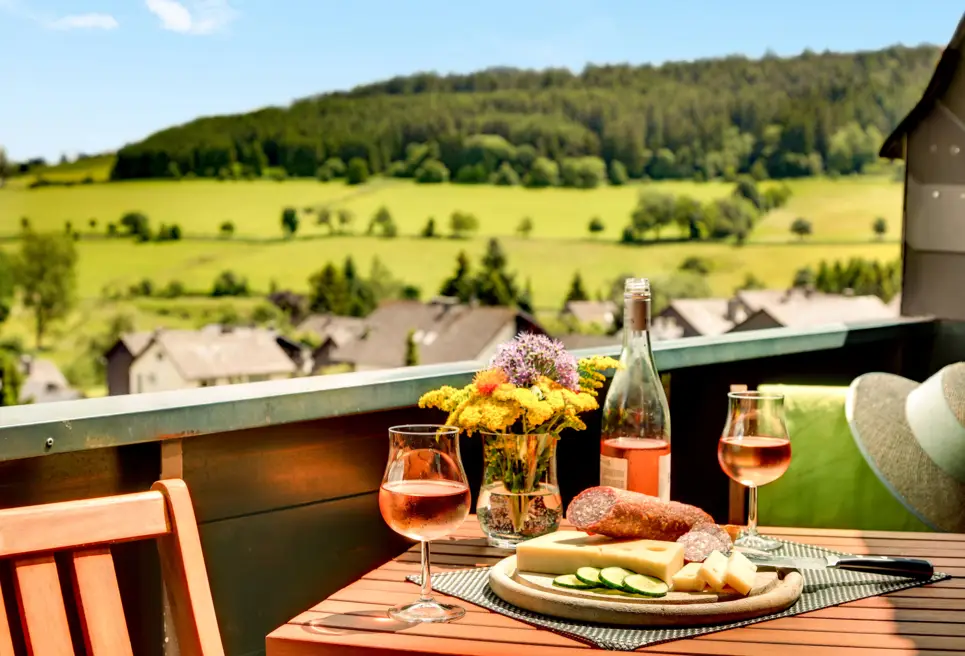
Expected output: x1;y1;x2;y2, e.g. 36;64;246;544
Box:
128;342;193;393
655;307;701;338
903;49;965;321
727;311;783;333
474;321;516;362
107;347;134;396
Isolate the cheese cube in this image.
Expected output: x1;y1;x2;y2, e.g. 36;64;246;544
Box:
725;550;758;596
698;550;728;591
515;531;684;583
671;562;705;592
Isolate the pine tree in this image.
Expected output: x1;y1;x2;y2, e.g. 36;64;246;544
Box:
475;238;518;306
439;251;473;302
404;330;420;366
565;272;589;304
815;260;832;292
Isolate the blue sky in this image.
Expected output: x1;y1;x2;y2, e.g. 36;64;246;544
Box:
1;1;962;161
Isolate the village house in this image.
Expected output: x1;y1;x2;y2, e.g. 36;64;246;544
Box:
654;288;899;338
559;300;618;332
294;314;369;373
17;356;82;404
880;14;965;321
106;325;305;395
329;298;546;371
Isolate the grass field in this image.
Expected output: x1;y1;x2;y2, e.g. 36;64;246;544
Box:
0;170;905;392
1;174;903;242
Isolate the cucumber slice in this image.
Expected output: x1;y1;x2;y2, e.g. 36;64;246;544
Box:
623;574;669;597
599;567;635;590
575;567;602;587
553;574;596;590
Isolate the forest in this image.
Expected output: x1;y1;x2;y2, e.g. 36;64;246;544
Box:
109;45;938;184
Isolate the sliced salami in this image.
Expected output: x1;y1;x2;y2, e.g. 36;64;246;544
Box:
677;523;732;562
565;486;714;541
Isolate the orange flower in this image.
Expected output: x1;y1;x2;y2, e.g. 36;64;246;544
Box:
473;369;509;396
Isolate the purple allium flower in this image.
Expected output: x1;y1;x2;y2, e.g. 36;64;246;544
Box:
490;333;579;390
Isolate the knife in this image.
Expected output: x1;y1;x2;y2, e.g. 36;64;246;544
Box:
739;550;934;579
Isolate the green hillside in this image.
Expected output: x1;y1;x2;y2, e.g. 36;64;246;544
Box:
110;46;937;184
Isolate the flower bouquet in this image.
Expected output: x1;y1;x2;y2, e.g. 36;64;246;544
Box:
419;333;618;547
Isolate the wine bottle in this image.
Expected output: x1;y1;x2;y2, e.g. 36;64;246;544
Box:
600;278;671;500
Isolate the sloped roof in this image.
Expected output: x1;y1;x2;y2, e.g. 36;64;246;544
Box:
746;294;895;328
19;358;82;404
561;300;617;326
143;328;297;381
296;314;368;348
666;298;733;336
330;301;524;369
880;12;965;159
114;332;153;357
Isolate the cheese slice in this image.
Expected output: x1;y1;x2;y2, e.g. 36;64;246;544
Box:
671;562;705;592
516;531;684;583
725;550;758;596
698;550;728;591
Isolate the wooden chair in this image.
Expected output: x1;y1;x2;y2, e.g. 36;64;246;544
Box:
0;479;224;656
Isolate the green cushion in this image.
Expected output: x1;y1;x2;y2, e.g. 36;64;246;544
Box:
755;384;930;532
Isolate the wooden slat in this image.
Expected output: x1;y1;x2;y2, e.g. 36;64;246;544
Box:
71;548;134;656
267;517;965;656
0;577;16;656
0;491;168;558
153;480;225;656
13;555;73;655
267;623;593;656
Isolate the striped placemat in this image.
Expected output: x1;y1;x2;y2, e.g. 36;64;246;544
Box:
408;537;949;651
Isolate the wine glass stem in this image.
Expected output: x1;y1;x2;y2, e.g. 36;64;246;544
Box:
419;540;433;602
746;483;759;536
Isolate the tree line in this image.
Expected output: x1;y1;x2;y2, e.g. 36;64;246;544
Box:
108;45;935;184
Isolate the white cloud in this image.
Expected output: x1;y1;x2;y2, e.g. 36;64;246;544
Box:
47;13;119;30
0;2;119;30
145;0;235;35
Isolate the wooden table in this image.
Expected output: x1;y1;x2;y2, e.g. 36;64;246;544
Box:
267;518;965;655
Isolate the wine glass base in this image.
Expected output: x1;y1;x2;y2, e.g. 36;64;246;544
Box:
735;533;784;552
388;600;465;623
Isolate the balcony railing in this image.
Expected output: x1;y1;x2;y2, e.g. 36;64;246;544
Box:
0;316;953;656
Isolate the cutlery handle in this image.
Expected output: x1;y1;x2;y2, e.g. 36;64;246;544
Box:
834;557;934;579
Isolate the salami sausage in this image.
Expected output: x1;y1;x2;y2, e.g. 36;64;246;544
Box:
677;523;733;562
565;486;714;541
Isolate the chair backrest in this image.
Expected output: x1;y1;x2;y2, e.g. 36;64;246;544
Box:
0;479;224;656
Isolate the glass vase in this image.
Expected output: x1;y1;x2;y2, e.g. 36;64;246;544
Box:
476;432;562;549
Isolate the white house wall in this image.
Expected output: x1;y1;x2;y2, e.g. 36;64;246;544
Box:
128;341;194;393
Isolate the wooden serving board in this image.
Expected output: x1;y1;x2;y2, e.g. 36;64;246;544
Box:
488;555;804;627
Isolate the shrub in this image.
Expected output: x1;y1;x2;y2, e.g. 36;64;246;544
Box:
421;217;437;238
491;162;520;186
346;157;370;185
211;270;250;297
516;216;534;238
560;156;606;189
129;278;154;297
608;160;629;186
281;207;299;237
678;256;713;275
588;216;605;236
523;157;559;187
120;211;150;240
159;280;186;298
450;211;479;238
415;159;450;183
219;220;235;237
455;163;488;184
322;157;346;178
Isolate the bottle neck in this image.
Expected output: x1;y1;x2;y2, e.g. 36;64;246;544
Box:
623;295;652;351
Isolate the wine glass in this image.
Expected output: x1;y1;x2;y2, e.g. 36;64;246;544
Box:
378;425;471;623
717;391;791;552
